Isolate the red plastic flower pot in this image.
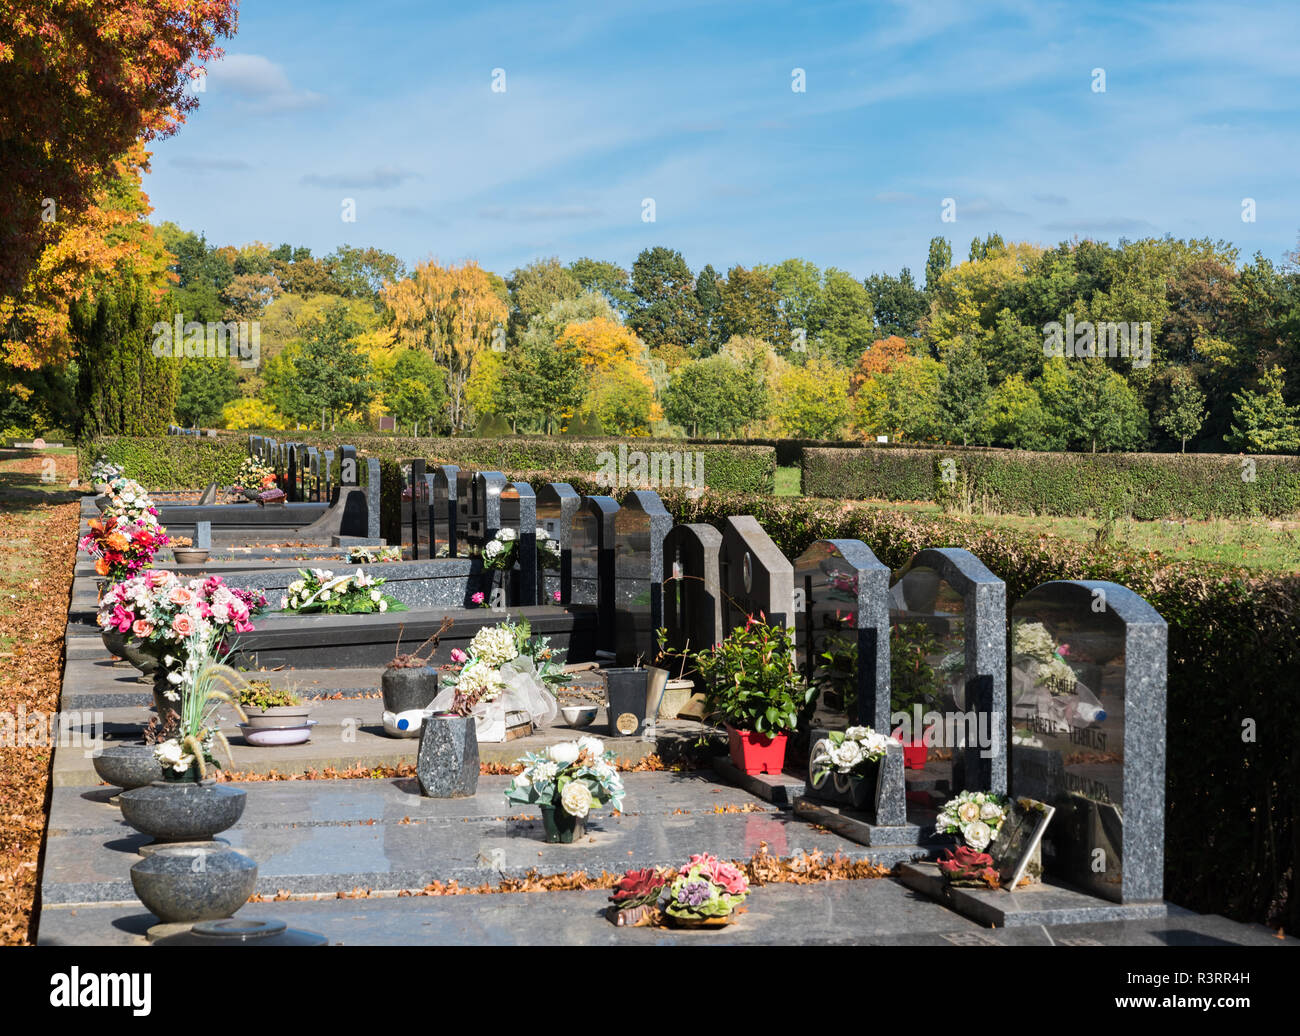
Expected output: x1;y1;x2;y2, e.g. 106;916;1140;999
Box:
727;725;788;775
902;741;928;769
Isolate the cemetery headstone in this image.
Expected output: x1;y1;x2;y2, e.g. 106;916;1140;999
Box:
339;445;359;486
887;547;1007;796
612;490;673;666
536;482;580;603
286;443;302;503
323;448;336;504
197;482;217;506
570;496;620;653
661;523;723;685
501;481;538;605
793;538;891;731
1009;579;1167;904
194;521;212;551
406;459;430;559
306;447;322;503
719;515;794;632
432;464;461;557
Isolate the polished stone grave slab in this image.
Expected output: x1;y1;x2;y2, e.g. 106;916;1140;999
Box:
37;875;1296;947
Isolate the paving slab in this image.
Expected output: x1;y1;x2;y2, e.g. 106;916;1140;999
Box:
35;878;1298;947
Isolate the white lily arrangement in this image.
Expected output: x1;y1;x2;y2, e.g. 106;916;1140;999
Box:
934;790;1010;851
504;737;625;817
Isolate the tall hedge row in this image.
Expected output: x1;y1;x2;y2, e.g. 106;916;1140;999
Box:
651;489;1299;932
83;434;775;495
803;445;1300;519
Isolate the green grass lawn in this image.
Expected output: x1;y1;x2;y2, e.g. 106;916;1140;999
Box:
780;471;1299;572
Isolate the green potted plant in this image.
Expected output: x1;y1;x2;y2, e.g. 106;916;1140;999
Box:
239;680;311;730
689;614;813;775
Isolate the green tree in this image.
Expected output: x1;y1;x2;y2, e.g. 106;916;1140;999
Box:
272;302;376;428
980;374;1062;450
568;258;634;316
1226;365;1300;453
506;257;581;344
382;349;449;433
851;355;944;442
819;269;875;366
864;267;927;338
72;272;179;437
924;236;952;295
773;359;849;438
694;263;723;353
1155;368;1207;452
766;258;824;344
718;265;785;347
628;246;700;350
175;359;239;428
938;341;990;445
663;354;766;436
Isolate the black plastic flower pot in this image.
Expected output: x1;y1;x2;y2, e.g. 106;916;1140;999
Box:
604;667;651;737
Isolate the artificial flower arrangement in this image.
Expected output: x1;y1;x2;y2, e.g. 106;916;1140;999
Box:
90;458;124;487
504;736;625;841
811;725;894;784
936;846;999;888
233;456;276;493
280;568;406;614
80;514;169;582
480;527;562;572
348;545;403;563
97;571;265;684
607;854;750;928
431;618;568;736
934;790;1009;852
100;476;161;526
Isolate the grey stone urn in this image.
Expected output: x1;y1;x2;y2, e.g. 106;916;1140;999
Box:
381;665;440;713
92;742;164;791
101;628;129;663
119;779;246;843
417;713;479;798
130;846;258;924
121;637;160;686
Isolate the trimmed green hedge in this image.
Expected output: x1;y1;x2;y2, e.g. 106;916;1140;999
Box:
652;489;1299;932
84;434;775;495
803;446;1300;519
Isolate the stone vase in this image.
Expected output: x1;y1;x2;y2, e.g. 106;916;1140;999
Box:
416;713;479;798
92;742;164;792
122;637;160;685
101;628;129;664
381;666;440;714
130;846;258;924
119;779;246;843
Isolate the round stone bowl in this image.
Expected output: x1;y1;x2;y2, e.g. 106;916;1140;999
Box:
239;721;315;747
131;846;258;924
119;779;247;842
92;743;164;791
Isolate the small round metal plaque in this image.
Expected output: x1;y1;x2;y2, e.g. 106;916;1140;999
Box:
616;712;639;735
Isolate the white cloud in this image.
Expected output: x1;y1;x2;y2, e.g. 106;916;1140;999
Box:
206;54;324;112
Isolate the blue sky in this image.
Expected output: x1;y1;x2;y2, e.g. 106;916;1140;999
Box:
144;0;1300;280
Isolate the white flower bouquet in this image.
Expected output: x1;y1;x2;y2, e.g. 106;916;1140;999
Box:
280;568;407;615
433;618;568;733
480;526;562;572
811;725;894;783
934;790;1009;851
504;737;625;817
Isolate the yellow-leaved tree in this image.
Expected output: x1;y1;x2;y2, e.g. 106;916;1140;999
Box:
382;260;507;431
555;317;660;433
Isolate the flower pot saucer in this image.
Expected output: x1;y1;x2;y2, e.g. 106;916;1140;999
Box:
238;721;316;747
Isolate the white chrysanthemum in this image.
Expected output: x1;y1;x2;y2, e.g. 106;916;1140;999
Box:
469;626;518;667
531;760;558;782
980;801;1003;821
548;741;580;765
498;528;517;542
963;820;993;852
455;660;505;702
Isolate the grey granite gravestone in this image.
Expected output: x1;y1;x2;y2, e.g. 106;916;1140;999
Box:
662;523;723;681
1009;580;1167;905
453;467;473;555
338;445;359;486
267;439;283;491
888;548;1006;796
536;483;580;604
501;481;538;606
719;516;794;632
570;496;620;653
197;482;217;506
248;435;264;463
432;465;461;557
793;539;891;731
466;471;507;551
363;457;382;541
405;459;431;559
194;521;211;551
612;490;673;666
